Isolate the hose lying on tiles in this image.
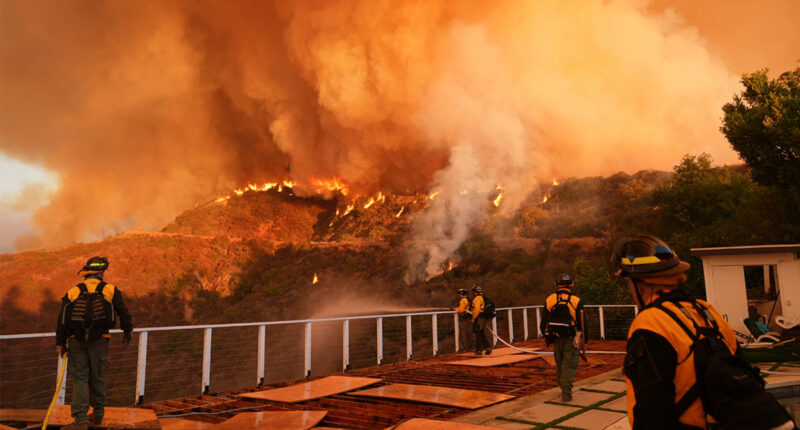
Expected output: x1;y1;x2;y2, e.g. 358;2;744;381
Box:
486;327;626;355
43;351;68;430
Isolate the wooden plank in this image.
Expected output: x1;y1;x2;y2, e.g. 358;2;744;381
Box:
0;406;159;429
446;354;539;367
159;418;218;430
388;418;505;429
214;411;327;430
350;383;514;410
238;376;382;403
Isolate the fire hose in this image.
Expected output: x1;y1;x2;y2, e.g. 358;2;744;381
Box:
43;351;68;430
486;326;626;355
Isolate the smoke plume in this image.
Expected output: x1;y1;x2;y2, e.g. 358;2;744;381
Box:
3;0;793;276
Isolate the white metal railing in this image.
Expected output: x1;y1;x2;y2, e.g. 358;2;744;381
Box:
0;304;636;406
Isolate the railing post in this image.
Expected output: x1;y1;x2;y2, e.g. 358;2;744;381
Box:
406;315;413;360
492;317;498;346
304;322;312;377
135;331;148;404
453;313;460;352
343;319;350;371
257;325;266;386
57;353;68;405
376;317;383;365
432;314;438;356
523;308;529;341
202;328;212;394
634;304;639;316
536;307;542;338
599;306;606;340
507;309;514;343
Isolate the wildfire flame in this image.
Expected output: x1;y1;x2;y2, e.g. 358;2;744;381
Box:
425;260;457;282
553;178;559;186
312;176;349;196
542;195;549;203
396;206;405;217
493;192;504;207
312;273;318;284
343;204;355;216
363;197;376;209
428;191;441;200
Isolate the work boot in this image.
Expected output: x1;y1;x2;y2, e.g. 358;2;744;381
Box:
474;350;483;356
485;348;493;355
561;392;573;402
62;422;89;430
88;412;104;425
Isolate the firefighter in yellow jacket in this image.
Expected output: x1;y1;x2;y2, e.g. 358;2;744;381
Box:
471;285;492;356
453;288;474;352
541;274;584;402
612;236;794;430
56;257;133;430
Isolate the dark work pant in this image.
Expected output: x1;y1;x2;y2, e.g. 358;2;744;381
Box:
473;316;492;352
68;337;109;423
458;315;474;352
553;336;579;395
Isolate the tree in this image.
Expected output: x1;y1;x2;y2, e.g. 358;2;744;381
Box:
721;67;800;201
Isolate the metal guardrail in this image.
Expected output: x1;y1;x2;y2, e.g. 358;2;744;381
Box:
0;304;636;406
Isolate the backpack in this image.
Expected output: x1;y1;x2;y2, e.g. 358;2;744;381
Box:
656;299;793;430
481;295;496;319
62;282;115;341
546;292;576;337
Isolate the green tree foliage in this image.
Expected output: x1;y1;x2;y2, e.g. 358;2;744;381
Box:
721;67;800;204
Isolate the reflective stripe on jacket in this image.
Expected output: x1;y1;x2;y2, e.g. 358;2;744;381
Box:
625;298;738;429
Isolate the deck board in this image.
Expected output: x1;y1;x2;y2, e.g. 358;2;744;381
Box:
238;376;382;403
350;383;514;410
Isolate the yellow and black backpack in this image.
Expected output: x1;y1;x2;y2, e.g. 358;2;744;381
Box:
62;282;115;341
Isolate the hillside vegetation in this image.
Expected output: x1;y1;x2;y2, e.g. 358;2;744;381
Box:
2;154;798;335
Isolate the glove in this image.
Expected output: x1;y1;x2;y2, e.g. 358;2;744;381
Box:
122;332;132;346
573;331;582;348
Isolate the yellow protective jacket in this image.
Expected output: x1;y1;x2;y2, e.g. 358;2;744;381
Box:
455;297;470;315
541;288;583;334
624;291;738;429
471;295;485;320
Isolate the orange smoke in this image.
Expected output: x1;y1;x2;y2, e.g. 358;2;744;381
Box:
1;0;796;256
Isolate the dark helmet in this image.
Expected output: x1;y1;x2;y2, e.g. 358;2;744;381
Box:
78;256;109;274
458;288;468;295
611;235;690;278
472;284;482;294
555;273;573;286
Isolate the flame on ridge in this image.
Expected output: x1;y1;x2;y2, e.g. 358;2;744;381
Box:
396;206;404;217
425;260;457;282
312;273;319;284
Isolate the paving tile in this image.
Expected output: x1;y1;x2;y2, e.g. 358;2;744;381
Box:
560;409;626;430
549;390;613;406
601;395;628;412
215;411;327;430
588;380;626;393
507;403;581;423
765;374;800;389
603;416;631;430
481;419;533;429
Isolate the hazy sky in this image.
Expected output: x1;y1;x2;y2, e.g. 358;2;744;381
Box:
1;0;798;255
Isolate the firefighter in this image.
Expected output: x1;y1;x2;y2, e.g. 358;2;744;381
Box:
471;285;493;356
541;273;584;402
453;288;474;352
612;236;794;430
56;257;133;430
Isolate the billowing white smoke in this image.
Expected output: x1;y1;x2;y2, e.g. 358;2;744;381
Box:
2;0;741;274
